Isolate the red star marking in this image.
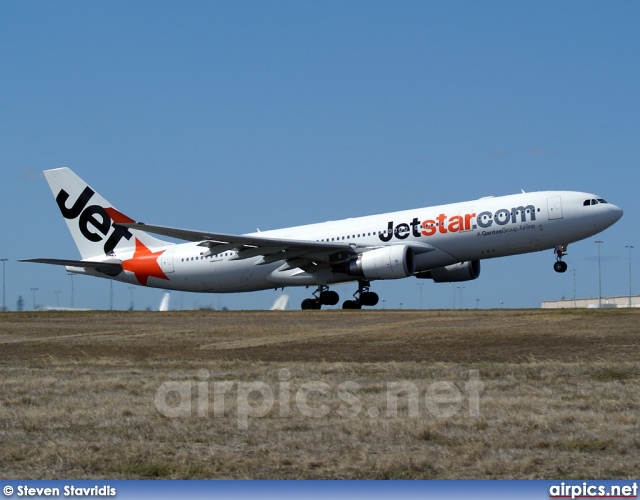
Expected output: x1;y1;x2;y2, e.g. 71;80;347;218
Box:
122;239;169;286
104;207;135;224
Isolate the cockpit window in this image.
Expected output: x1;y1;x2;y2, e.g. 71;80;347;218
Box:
583;198;609;206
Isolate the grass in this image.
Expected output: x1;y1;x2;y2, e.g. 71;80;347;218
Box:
592;369;638;381
0;309;639;479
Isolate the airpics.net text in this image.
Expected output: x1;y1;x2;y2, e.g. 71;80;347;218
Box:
155;369;484;430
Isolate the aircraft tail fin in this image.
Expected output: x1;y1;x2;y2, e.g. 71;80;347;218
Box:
43;168;170;259
270;294;289;311
159;292;171;312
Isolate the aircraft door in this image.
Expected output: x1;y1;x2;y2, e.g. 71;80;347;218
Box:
160;249;175;273
547;196;563;220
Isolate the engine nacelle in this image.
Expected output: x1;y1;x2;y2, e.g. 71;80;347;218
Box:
347;245;415;280
417;260;481;283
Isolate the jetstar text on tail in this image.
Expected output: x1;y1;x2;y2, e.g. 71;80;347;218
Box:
378;205;539;242
56;186;133;255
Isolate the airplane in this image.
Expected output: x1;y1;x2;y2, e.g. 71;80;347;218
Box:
22;168;623;310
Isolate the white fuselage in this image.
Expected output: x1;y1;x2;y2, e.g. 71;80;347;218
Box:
80;190;622;293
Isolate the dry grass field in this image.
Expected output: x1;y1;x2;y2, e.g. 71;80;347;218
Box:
1;309;638;479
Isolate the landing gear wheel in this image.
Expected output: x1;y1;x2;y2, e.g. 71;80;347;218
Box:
320;290;339;306
301;286;339;310
342;280;377;309
301;298;321;310
360;291;379;306
553;245;569;273
554;261;568;273
342;300;361;309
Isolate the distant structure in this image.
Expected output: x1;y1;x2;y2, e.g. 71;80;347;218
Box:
35;306;90;311
270;294;290;311
542;295;640;309
159;293;170;312
16;296;24;311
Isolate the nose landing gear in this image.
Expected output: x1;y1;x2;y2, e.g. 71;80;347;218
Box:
301;285;339;310
342;280;379;309
553;245;568;273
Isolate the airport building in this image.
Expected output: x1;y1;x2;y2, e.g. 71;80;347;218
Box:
542;295;640;309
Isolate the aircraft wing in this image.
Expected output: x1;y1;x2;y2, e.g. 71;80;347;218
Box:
20;258;123;276
119;222;358;266
120;222;436;266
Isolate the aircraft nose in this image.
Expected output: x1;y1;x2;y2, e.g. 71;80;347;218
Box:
604;203;623;225
610;204;623;222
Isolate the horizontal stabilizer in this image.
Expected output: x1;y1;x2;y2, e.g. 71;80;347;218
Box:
20;258;123;276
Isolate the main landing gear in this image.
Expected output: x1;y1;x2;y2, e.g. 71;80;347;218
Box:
342;280;379;309
300;281;380;310
553;245;568;273
301;285;340;310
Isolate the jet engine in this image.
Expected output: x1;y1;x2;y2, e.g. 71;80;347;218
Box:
346;245;415;280
417;260;481;282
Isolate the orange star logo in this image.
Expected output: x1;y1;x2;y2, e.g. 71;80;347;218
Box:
104;207;135;224
122;239;169;286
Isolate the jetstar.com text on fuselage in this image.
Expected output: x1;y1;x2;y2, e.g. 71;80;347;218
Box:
379;205;539;242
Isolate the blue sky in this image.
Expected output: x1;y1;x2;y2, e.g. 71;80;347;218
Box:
1;1;638;310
